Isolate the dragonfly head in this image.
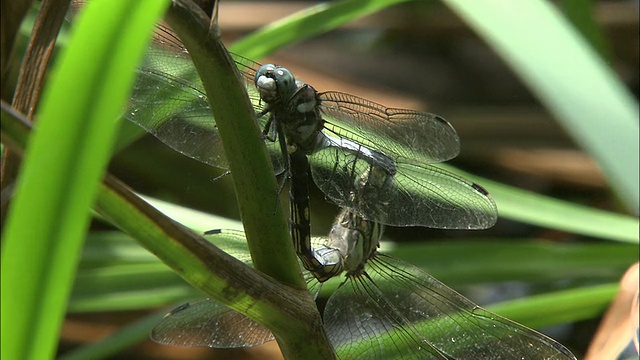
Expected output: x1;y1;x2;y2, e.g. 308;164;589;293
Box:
255;64;297;104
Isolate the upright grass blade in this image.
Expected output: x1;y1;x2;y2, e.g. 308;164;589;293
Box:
441;0;640;213
0;1;168;359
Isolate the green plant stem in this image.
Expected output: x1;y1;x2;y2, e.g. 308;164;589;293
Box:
163;1;335;357
164;0;302;288
1;100;334;359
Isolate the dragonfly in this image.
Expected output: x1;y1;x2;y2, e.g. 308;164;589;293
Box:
130;25;498;279
126;26;499;231
151;210;576;360
319;209;576;359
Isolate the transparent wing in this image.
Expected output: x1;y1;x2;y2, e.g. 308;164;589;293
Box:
309;145;498;228
325;253;577;359
150;230;332;348
319;91;460;166
151;300;275;348
125;26;285;173
324;273;446;359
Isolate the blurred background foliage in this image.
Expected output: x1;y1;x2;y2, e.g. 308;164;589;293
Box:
1;0;638;359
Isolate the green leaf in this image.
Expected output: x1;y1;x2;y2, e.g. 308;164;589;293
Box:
166;1;303;289
66;200;634;316
0;1;168;359
559;0;612;60
488;283;618;329
66;226;620;358
230;0;411;60
58;311;165;360
441;0;639;213
443;164;639;244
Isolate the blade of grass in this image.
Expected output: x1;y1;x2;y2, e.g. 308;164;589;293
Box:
138;195;243;232
229;0;411;60
559;0;612;60
442;0;640;213
386;240;637;286
58;311;165;360
486;180;639;244
68;225;635;313
488;283;618;330
0;1;168;359
441;164;639;244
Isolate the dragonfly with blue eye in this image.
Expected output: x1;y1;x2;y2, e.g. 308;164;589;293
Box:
127;25;498;278
126;17;573;358
126;25;498;232
151;208;577;360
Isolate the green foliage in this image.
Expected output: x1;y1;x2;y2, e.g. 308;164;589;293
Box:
1;1;168;359
2;0;637;359
442;0;639;213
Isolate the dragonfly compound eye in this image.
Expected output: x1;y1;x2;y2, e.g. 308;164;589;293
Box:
255;64;297;103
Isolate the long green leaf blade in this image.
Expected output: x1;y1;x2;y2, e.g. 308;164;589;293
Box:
440;164;639;244
1;1;168;359
441;0;639;213
230;0;410;59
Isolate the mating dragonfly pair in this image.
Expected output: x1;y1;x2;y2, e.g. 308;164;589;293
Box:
127;26;576;359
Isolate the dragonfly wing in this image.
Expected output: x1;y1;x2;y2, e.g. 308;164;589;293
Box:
324;274;448;359
319;91;460;165
151;299;275;348
127;45;230;168
387;163;497;228
230;52;261;85
364;254;577;360
125;26;285;173
152;25;264;101
308;147;497;228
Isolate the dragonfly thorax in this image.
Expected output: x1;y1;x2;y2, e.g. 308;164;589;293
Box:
276;84;324;154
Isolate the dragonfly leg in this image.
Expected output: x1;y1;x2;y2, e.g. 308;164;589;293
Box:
210;170;231;182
